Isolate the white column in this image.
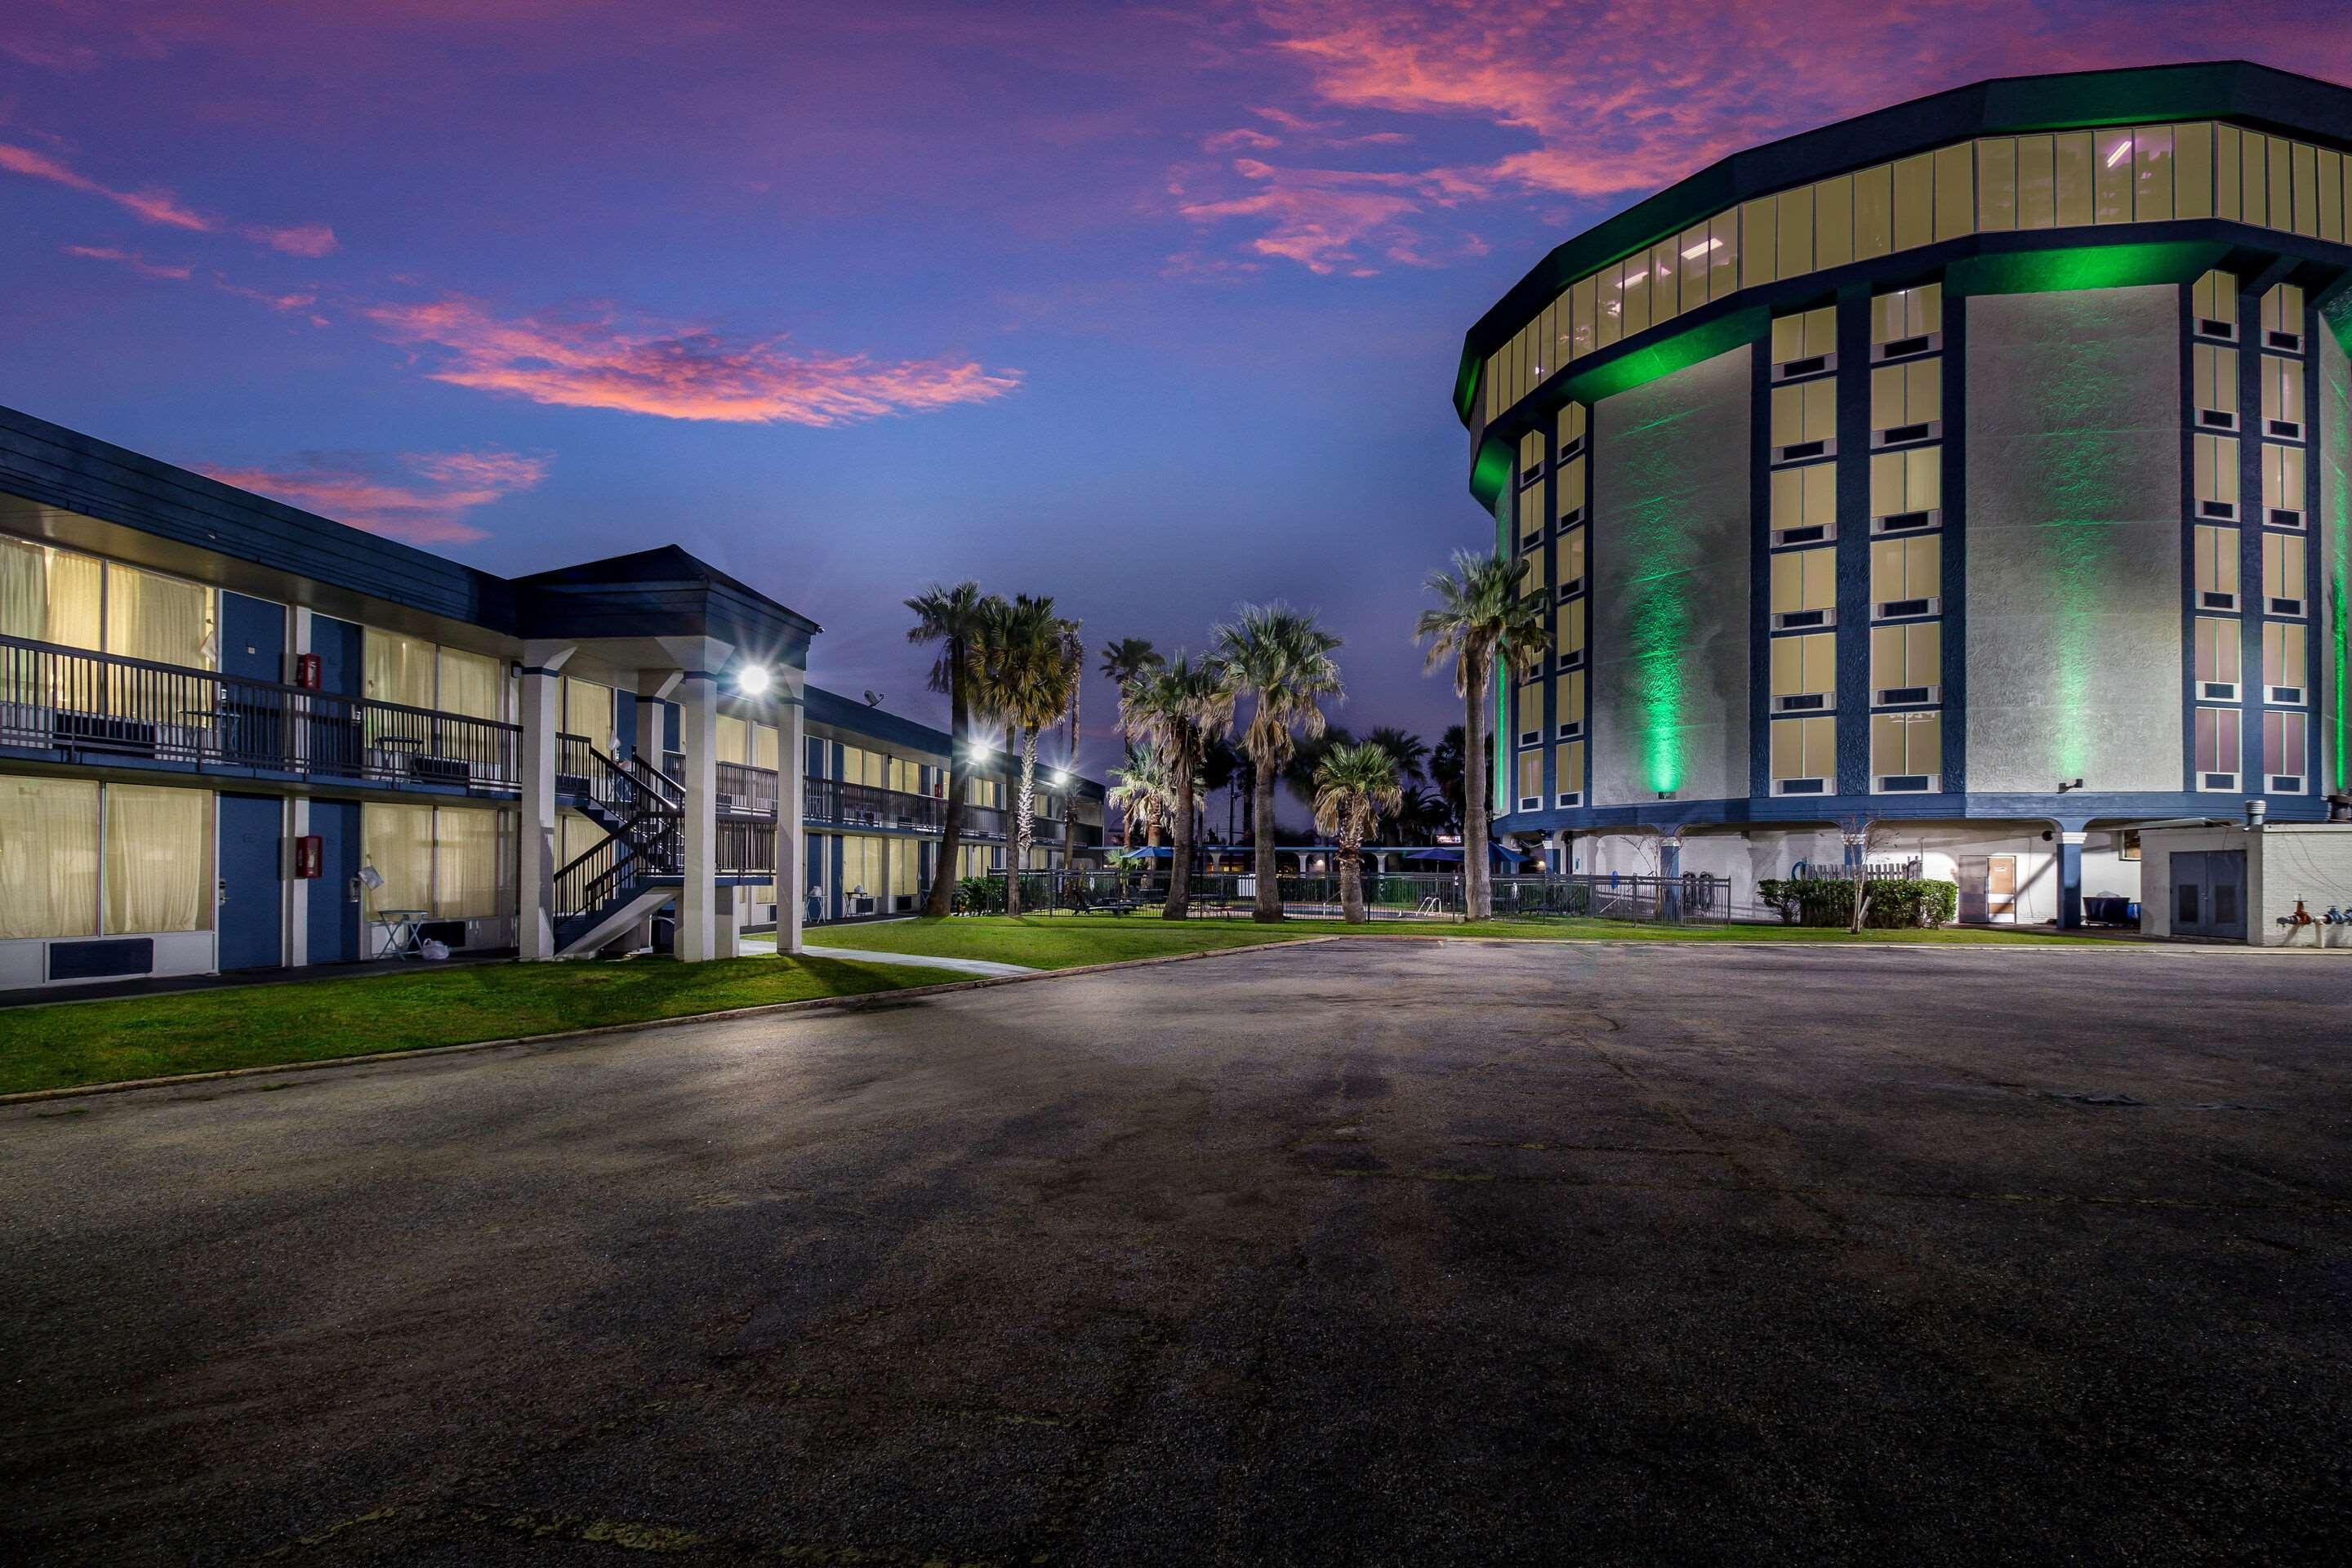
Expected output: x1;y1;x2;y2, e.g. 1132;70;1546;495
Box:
677;670;720;961
777;691;806;955
286;795;310;969
517;656;565;960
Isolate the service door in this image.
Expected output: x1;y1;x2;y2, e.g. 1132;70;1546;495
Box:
2207;851;2247;939
1984;855;2018;924
306;799;363;964
216;794;285;971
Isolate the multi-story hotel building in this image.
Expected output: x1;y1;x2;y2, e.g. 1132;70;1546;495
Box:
1457;61;2351;927
0;403;1100;989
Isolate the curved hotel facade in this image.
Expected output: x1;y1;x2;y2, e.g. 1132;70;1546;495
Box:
1457;61;2352;925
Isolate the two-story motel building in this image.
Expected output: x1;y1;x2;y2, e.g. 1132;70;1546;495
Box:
1459;61;2352;929
0;403;1101;991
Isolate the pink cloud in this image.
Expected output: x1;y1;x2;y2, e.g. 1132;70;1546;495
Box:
61;244;193;280
243;221;340;257
197;448;550;545
365;296;1021;425
1205;127;1283;153
1178;157;1450;275
0;140;335;254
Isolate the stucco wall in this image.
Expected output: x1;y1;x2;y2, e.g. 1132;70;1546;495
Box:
1590;345;1753;807
1964;287;2184;793
2140;823;2352;946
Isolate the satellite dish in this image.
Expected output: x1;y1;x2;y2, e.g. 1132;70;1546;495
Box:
862;690;884;706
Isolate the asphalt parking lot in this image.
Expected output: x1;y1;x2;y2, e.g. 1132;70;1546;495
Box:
6;938;2351;1565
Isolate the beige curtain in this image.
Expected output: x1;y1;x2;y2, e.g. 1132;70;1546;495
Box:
364;630;434;709
106;564;212;668
753;723;778;773
437;647;501;720
103;783;212;934
432;807;506;919
0;538;45;643
363;802;434;914
562;677;612;746
0;776;99;938
717;714;748;764
558;808;613;883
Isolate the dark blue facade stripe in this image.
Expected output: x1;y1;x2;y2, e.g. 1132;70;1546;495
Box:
1834;284;1874;799
1940;291;1968;796
1746;343;1774;804
1497;788;2328;837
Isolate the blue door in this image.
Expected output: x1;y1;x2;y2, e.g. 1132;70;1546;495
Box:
219;593;287;767
306;614;363;777
306;800;362;964
217;794;285;970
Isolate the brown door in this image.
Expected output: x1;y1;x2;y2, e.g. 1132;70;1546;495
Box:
1986;855;2017;923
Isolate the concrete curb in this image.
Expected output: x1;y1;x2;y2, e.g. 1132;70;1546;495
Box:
0;938;1352;1108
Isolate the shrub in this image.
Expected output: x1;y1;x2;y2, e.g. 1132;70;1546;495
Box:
953;875;1006;915
1756;877;1957;929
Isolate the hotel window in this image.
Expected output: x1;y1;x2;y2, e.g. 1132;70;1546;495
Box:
561;675;614;750
1870;621;1940;705
2263;621;2307;704
2260;282;2304;353
2195;706;2241;789
0;537;103;654
1869;360;1940;442
2015;135;2056;229
2192;344;2238;429
1855;163;1892;258
1741;195;1778;288
2262;444;2306;527
1517;674;1544;746
2263;710;2308;790
1554;742;1584;808
365;630;437;711
1555;671;1584;740
1517;475;1544;550
1555;596;1586;667
1813;173;1855;269
433;807;509;920
1517;430;1544;485
1775;185;1814;278
2054;131;2094;227
364;801;436;917
1933;144;1973;240
2132;124;2176;221
2258;356;2305;439
1978;137;2017;230
2192;270;2237;339
1770;379;1836;461
886;755;918;795
1620;249;1652;336
100;782;212;936
2263;531;2305;616
1771;461;1837;545
1870;534;1940;618
1869;448;1941;528
1771;546;1837;629
2193;523;2240;609
439;648;502;722
1870;283;1942;355
0;542;219;693
1770;305;1837;380
1769;715;1837;795
0;776;100;939
1556;454;1587;525
1521;550;1548;599
840;835;883;906
888;838;920;910
1557;402;1587;457
1891;152;1934;251
1559;526;1587;595
2094;128;2136;224
2194;616;2242;701
1870;711;1941;791
1517;751;1543;812
105;563;216;673
716;714;749;766
2177;123;2215;218
1769;631;1836;713
2193;433;2239;519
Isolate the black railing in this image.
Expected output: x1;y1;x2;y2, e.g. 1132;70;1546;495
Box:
0;633;519;791
804;774;947;833
716;817;777;877
554;749;682;938
986;868;1729;924
717;761;777;816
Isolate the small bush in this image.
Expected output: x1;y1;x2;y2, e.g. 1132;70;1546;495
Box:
953;875;1006;915
1757;877;1958;929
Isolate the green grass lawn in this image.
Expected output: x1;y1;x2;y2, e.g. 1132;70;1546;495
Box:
0;955;969;1098
810;912;2100;969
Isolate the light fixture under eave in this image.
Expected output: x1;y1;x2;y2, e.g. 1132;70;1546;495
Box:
1681;238;1720;260
735;664;772;696
1050;770;1069;787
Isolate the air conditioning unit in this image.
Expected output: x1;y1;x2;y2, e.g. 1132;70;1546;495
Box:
1873;595;1940;621
1557;578;1584;600
2268;684;2305;705
1555;791;1583;808
2269;507;2305;530
1521;462;1544;486
1772;438;1834;465
2195;317;2236;341
2266;417;2304;440
1873;684;1940;706
1770;352;1836;382
2269;595;2305;617
2197;499;2238;520
1870;510;1940;535
2198;680;2240;702
1874;774;1936;793
1771;777;1829;796
1518;795;1543;812
1558;504;1587;528
1556;719;1584;741
2269;773;2305;793
1558;435;1587;461
2195;408;2238;431
1772;692;1832;715
1771;608;1834;630
2265;328;2304;354
1871;332;1940;362
1771;521;1834;548
1520;525;1544;550
1557;649;1585;672
2198;590;2239;611
1519;728;1542;747
1871;421;1940;448
2198;771;2240;791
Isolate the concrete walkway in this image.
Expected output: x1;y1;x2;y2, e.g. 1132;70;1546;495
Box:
743;935;1036;978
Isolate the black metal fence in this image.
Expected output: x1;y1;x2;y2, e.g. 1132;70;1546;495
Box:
989;868;1730;925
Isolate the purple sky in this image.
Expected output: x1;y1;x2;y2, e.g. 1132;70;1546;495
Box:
3;2;2342;787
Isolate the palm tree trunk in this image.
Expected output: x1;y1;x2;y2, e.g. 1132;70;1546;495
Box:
924;647;968;918
1009;728;1036;917
1341;829;1365;922
1250;761;1280;923
1463;654;1492;922
1062;679;1080;884
1162;769;1196;920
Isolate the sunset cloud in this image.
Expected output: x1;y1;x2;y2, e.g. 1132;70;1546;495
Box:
197;448;549;545
366;296;1021;425
0;140;336;255
62;244;193;281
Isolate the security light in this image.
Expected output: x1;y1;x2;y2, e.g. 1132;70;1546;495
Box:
735;664;771;696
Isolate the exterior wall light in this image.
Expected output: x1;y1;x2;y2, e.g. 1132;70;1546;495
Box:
736;664;772;696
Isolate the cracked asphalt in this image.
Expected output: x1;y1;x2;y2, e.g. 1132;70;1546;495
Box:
6;938;2352;1565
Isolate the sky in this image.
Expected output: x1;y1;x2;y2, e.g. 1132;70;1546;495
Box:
2;0;2345;796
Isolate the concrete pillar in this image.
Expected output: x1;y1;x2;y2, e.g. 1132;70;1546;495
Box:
777;693;806;956
516;654;567;960
1658;833;1683;921
678;671;720;962
2057;829;2087;930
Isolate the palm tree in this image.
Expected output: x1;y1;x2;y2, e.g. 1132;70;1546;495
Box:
1107;744;1172;853
1430;724;1467;831
1057;618;1086;874
1281;725;1352;811
968;594;1078;916
906;581;990;919
1414;550;1551;920
1201;737;1242;842
1391;784;1446;845
1312;742;1405;923
1098;637;1163;744
1214;603;1343;924
1125;653;1232;920
1364;726;1429;787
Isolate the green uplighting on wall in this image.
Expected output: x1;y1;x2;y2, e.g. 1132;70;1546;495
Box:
1948;239;2224;299
1610;403;1702;795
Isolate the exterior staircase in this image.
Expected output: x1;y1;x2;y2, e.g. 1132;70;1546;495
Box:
554;749;686;956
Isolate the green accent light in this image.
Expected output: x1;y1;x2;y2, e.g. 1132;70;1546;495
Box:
1470;436;1515;512
1612;403;1704;795
1948;240;2225;299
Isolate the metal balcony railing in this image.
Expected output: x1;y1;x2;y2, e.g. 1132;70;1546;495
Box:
0;634;519;791
716;760;778;815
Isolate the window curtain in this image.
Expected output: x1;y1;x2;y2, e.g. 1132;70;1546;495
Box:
363;802;434;915
432;807;506;920
558;808;613;884
0;546;103;710
103;783;212;934
563;678;612;747
105;564;213;669
437;648;502;721
0;776;98;938
364;630;435;710
717;714;748;765
753;724;778;773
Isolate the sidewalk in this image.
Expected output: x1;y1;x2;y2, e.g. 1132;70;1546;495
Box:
746;937;1037;979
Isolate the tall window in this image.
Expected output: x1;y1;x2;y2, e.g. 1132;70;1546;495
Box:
1769;715;1836;791
104;784;212;934
2194;617;2242;694
2192;343;2238;423
1869;360;1941;436
2262;621;2305;700
1869;448;1940;523
1770;305;1837;372
1559;526;1587;592
2263;710;2307;784
1771;462;1837;538
2263;531;2306;615
2259;355;2305;434
1870;283;1941;346
1770;632;1836;706
1871;622;1940;699
1871;535;1941;614
1554;741;1584;805
1556;597;1585;665
2192;269;2237;337
1770;380;1836;456
2261;281;2305;350
561;676;613;746
2194;706;2241;785
2261;444;2306;523
1870;712;1941;786
2193;433;2240;518
2193;523;2240;606
0;776;99;939
0;777;215;940
1771;547;1837;626
1517;751;1542;808
439;648;502;721
1554;671;1584;738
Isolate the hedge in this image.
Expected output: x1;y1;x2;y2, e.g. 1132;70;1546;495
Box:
1757;876;1958;929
